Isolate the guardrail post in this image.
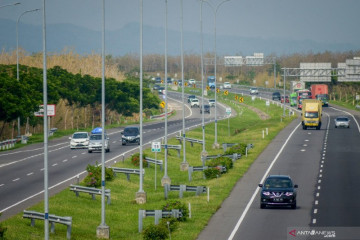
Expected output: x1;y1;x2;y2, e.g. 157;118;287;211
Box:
179;185;186;198
138;210;144;232
164;184;169;199
188;167;193;182
154;210;162;225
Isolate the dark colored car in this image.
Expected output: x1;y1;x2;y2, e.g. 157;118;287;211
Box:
200;105;211;114
258;175;298;209
187;95;196;103
121;127;140;145
272;92;281;101
153;84;161;90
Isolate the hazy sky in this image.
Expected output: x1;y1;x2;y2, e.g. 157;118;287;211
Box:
1;0;360;45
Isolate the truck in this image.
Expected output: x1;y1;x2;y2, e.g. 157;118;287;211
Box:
290;92;297;107
296;89;312;109
310;84;329;107
207;76;216;89
301;99;322;130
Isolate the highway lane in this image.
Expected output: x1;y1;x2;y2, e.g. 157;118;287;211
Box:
198;93;360;240
0;91;230;220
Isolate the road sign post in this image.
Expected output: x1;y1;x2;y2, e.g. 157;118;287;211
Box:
152;142;161;190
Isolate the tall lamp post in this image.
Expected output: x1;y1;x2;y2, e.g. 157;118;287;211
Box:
0;2;20;9
17;8;40;137
180;0;189;171
203;0;230;149
200;0;207;166
161;0;171;186
96;0;110;238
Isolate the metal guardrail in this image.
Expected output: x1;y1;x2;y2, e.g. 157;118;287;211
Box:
138;209;183;232
161;144;181;157
23;210;72;240
49;128;58;136
175;136;203;147
222;143;237;152
112;167;145;182
69;184;111;205
356;105;360;110
205;153;241;162
0;139;17;150
164;183;207;199
145;157;163;171
188;166;208;181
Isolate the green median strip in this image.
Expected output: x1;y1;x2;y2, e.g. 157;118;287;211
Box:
2;92;297;240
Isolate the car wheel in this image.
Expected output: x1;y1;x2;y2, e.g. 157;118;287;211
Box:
106;148;110;153
88;150;92;153
122;143;126;146
335;125;337;128
291;202;297;209
260;203;266;209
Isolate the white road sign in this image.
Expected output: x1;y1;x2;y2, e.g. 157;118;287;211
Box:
151;142;161;152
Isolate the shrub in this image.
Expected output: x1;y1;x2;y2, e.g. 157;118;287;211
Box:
206;156;233;170
162;200;188;222
0;213;7;240
160;217;178;233
131;152;147;167
83;161;114;187
204;168;221;179
142;223;168;240
225;143;248;156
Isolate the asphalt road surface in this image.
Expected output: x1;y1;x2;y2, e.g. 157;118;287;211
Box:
198;97;360;240
0;91;230;221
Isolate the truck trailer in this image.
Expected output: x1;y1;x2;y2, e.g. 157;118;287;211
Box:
302;99;322;130
310;84;329;107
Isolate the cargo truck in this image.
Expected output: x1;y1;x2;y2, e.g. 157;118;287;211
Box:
301;99;322;130
310;84;329;107
290;92;297;107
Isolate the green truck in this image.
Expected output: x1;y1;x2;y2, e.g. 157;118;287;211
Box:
290;92;297;107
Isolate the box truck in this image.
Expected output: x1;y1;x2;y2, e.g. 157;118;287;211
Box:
302;99;322;130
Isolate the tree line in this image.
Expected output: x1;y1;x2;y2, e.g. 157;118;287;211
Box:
0;64;160;138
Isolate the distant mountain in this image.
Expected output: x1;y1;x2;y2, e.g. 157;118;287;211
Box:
1;18;359;57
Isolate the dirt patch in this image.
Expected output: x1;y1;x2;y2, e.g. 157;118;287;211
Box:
240;103;270;120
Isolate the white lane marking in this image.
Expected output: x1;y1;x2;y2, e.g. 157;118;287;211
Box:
320;169;323;173
12;178;20;182
0;184;4;187
301;149;306;152
303;144;308;147
305;139;309;142
319;174;322;178
63;159;68;162
316;193;320;197
318;186;321;190
81;152;86;155
0;145;69;169
228;123;302;240
52;163;58;167
313;219;317;224
320;165;323;168
40;168;44;171
0;142;68;157
330;107;360;134
314;209;318;214
72;156;77;159
315;200;319;205
318;179;322;183
27;172;34;176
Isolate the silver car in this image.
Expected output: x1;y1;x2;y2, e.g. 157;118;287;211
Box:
69;132;89;149
88;134;110;153
334;116;350;128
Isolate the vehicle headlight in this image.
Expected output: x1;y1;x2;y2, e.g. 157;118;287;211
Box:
262;191;271;196
285;192;294;196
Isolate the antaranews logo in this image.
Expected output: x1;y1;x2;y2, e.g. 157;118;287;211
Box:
289;229;296;237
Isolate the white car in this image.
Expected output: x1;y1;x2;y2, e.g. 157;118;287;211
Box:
250;87;259;95
88;134;110;153
188;79;196;85
334;116;350;128
190;98;200;108
223;82;232;89
209;99;216;107
69;132;89;149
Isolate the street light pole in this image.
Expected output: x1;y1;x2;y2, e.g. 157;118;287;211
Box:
203;0;230;149
180;0;189;171
161;0;171;186
200;0;207;166
17;8;40;138
136;0;147;203
0;2;20;9
96;0;110;238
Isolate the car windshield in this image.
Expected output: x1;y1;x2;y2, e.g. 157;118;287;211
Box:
73;133;88;139
264;178;292;189
90;135;102;140
336;118;349;122
305;112;318;118
124;128;139;135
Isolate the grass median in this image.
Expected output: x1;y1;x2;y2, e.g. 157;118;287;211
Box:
2;91;297;240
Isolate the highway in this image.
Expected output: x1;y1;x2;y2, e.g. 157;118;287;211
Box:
198;87;360;240
0;91;230;221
